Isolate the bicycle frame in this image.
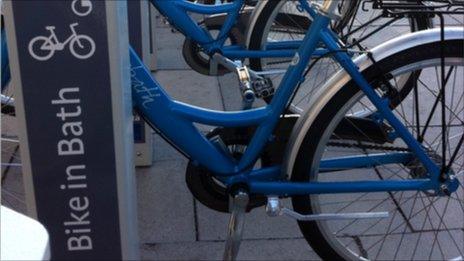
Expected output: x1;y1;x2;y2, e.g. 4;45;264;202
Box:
45;27;76;50
151;0;320;60
131;10;455;196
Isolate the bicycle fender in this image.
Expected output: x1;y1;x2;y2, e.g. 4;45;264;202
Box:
283;27;464;178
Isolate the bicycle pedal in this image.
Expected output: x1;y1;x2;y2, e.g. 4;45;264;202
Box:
266;197;389;221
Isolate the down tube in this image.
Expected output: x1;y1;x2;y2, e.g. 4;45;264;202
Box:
129;48;237;174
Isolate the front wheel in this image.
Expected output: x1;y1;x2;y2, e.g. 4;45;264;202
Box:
70;35;95;59
291;39;464;260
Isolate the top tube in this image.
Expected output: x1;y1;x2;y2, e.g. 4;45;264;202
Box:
159;0;242;15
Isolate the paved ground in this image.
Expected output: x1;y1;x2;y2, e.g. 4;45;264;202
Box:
2;5;463;261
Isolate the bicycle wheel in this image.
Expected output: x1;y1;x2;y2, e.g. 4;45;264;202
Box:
291;38;464;260
70;35;95;59
248;0;430;110
28;36;54;61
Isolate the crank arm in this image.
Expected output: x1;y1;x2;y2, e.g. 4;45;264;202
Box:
211;53;242;74
211;53;264;81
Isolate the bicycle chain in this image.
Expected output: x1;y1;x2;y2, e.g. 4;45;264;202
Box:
327;141;411;152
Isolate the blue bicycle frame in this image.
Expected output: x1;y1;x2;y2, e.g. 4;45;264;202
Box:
151;0;322;60
131;10;458;196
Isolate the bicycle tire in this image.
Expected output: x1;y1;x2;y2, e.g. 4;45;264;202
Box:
70;35;95;60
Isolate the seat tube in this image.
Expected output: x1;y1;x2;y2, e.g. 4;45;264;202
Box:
238;14;332;171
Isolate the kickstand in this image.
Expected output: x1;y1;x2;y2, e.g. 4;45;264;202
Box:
223;190;249;261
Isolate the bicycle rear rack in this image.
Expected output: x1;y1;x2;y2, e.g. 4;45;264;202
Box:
368;0;464;17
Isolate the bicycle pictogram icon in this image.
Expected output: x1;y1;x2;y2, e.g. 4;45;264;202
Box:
28;23;96;61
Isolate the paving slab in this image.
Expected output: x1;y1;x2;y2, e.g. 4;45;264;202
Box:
152;134;184;163
154;70;223;111
153;69;224;133
136;159;196;244
1;114;26;215
153;8;190;70
141;238;320;260
1;147;26;215
217;73;266;111
196;199;303;241
153;28;191;70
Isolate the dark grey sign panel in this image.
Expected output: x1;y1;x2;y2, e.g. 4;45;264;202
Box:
128;0;143;56
5;0;138;259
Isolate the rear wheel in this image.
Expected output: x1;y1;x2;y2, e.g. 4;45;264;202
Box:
291;39;464;260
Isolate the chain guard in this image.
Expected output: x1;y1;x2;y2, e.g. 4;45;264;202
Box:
185;116;298;213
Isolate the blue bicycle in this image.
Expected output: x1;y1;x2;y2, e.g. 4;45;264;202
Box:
128;1;464;259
